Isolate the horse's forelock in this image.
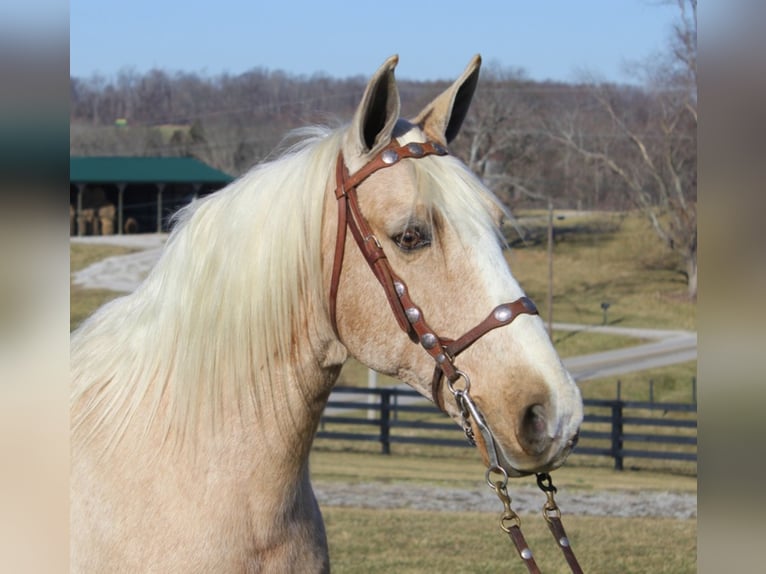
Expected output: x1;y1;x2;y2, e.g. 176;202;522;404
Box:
412;154;506;249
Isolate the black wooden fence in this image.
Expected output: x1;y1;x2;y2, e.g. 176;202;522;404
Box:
316;386;697;470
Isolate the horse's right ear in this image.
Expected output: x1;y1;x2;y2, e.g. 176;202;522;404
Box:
412;54;481;146
343;55;401;171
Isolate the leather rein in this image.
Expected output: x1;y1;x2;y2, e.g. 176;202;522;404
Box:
328;138;584;573
329;138;538;412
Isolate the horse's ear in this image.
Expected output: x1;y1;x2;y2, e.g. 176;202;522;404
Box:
344;55;401;167
412;54;481;145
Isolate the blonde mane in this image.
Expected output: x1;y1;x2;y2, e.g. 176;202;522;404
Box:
70;126;506;452
71;127;343;449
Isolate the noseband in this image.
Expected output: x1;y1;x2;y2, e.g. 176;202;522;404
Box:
329;138;539;412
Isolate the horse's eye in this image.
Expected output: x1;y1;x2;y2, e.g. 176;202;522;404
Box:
392;227;431;252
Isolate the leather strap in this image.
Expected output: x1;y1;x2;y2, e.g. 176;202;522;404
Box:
545;516;584;574
329;157;348;339
506;525;543;574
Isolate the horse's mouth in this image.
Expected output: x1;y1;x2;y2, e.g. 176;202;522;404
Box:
497;430;580;477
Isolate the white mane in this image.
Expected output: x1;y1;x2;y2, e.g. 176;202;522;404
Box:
71;127;343;449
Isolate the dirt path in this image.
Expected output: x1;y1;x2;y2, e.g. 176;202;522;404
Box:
313;481;696;519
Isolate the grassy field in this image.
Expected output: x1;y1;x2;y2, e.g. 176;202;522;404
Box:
310;443;697;492
323;508;695;573
70;243;136;330
310;439;695;573
505;211;696;330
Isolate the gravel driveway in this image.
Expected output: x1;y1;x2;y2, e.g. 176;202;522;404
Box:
314;481;696;520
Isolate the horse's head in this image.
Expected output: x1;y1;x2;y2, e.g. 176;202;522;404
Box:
324;55;582;476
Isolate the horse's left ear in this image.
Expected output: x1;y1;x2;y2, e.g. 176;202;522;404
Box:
344;55;401;170
412;54;481;145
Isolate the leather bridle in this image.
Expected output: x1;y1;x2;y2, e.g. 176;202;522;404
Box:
329;137;539;412
328;137;585;574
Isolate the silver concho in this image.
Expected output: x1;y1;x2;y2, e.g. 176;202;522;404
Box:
405;307;421;323
559;537;570;548
406;142;424;157
394;281;406;297
421;333;437;349
381;149;399;164
493;305;513;323
521;548;533;560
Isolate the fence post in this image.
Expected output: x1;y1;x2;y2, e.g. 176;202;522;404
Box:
367;369;378;420
611;400;624;471
380;389;391;455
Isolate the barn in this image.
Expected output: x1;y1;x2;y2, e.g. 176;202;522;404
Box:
70;156;233;235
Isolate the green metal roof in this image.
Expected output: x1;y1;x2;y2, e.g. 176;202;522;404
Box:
70;156;233;184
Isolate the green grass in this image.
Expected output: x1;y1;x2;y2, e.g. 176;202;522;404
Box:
551;329;645;358
312;429;695;571
310;445;697;492
70;287;125;331
506;211;696;330
323;507;696;573
312;442;695;572
70;243;137;272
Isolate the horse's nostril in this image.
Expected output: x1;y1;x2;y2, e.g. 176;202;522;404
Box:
518;403;551;456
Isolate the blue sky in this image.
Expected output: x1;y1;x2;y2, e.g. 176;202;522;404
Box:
70;0;681;83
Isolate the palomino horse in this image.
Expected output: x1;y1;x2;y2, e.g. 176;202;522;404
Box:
71;55;583;572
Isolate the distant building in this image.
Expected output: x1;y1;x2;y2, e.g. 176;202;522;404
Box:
70;156;233;236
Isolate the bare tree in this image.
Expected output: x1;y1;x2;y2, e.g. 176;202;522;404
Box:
548;0;697;299
451;66;550;208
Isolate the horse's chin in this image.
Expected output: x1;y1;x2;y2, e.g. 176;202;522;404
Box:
495;437;576;478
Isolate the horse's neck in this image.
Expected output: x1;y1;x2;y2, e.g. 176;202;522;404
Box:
181;343;345;479
170;345;344;557
72;348;343;572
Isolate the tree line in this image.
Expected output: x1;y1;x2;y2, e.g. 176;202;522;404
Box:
70;0;696;298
